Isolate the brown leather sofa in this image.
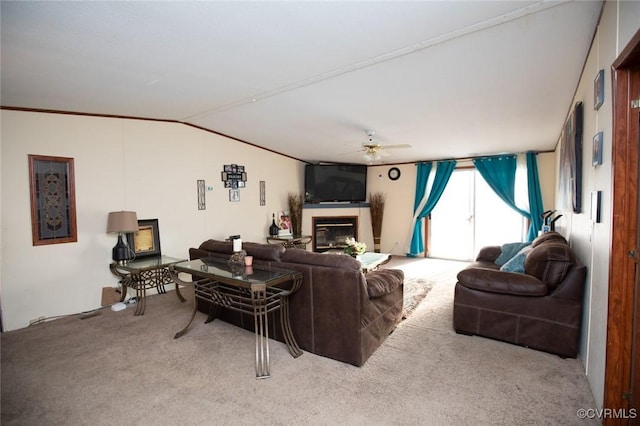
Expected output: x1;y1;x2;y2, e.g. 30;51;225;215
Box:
189;239;404;366
453;232;587;358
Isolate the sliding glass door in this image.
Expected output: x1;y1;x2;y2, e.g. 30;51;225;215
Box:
429;168;526;261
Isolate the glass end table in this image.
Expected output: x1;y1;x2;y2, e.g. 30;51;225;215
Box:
109;255;187;315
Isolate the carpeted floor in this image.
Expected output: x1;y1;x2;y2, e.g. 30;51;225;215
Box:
1;258;598;425
402;277;432;319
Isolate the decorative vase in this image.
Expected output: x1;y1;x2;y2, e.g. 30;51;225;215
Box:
269;214;279;237
287;193;303;236
369;192;385;254
373;236;381;253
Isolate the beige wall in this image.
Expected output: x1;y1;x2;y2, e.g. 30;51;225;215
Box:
365;164;418;255
552;0;640;408
0;110;303;331
0;109;556;333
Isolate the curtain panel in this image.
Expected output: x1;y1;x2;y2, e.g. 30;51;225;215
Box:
407;160;456;256
473;153;544;241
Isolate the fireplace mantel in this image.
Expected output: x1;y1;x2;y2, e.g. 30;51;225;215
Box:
303;202;369;209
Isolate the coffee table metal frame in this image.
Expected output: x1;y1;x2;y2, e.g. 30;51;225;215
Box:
109;255;187;315
169;258;303;379
266;234;312;249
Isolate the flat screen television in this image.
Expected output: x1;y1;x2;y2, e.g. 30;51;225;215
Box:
304;164;367;203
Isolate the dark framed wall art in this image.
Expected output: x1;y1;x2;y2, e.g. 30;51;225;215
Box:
590;190;602;223
592;132;604;166
127;219;161;258
558;102;584;214
28;154;78;246
197;179;206;210
594;69;604;110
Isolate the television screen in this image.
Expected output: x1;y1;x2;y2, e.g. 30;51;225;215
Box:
304;164;367;203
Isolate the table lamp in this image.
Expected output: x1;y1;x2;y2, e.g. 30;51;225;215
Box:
107;211;139;263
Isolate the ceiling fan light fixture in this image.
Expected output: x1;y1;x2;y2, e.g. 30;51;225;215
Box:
363;150;381;164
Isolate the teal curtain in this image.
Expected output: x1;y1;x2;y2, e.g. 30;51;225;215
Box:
473;154;544;242
408;160;456;256
473;155;528;217
413;162;433;212
526;152;544;240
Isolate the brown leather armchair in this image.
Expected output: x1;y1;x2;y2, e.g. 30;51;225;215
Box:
453;232;587;358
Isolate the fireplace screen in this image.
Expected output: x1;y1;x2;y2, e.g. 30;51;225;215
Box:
312;216;358;252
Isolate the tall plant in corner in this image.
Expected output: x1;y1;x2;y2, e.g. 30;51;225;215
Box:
369;192;386;253
287;192;303;236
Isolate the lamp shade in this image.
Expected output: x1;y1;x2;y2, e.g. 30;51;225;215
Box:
107;211;139;233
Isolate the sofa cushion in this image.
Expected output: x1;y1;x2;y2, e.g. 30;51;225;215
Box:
475;246;502;263
457;267;548;296
531;231;568;248
499;246;532;273
199;239;233;254
495;242;531;266
365;269;404;299
244;242;285;261
281;249;361;271
198;239;284;261
524;242;575;290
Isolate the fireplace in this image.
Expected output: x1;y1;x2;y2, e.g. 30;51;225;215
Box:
312;216;358;252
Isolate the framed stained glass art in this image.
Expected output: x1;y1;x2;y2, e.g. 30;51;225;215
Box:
28;154;78;246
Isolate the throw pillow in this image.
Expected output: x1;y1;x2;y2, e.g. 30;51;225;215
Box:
500;246;532;273
495;242;531;266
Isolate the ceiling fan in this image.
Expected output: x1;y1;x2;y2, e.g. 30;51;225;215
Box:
361;130;411;163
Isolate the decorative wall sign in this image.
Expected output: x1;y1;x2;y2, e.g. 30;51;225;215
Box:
590;191;602;223
259;180;266;206
197;179;206;210
28;154;78;246
221;164;247;196
594;69;604;110
229;189;240;202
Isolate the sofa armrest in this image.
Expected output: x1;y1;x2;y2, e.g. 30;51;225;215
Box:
457;268;548;296
476;246;501;263
365;269;404;299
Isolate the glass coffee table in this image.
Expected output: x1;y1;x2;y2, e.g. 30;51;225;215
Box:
357;252;391;272
322;250;390;273
169;258;303;379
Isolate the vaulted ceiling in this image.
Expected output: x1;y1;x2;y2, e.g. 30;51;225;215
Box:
1;1;602;165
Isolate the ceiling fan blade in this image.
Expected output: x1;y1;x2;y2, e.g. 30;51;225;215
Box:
338;148;366;156
381;144;412;149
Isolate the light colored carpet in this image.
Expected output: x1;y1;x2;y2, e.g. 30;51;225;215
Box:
1;258;598;425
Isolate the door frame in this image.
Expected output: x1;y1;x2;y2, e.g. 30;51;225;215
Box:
604;29;640;422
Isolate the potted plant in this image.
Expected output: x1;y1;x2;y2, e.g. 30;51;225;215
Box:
344;237;367;258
